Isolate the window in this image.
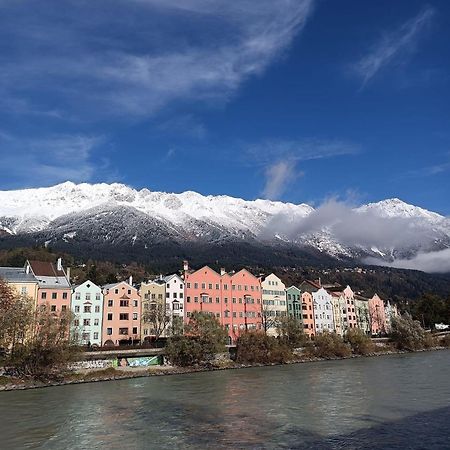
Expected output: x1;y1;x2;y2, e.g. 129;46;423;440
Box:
133;313;138;320
132;327;138;335
21;286;27;295
61;305;67;311
75;293;81;300
224;284;228;290
96;294;101;301
84;305;91;313
82;332;90;341
119;313;129;320
108;300;113;307
187;296;191;303
201;283;206;289
83;319;90;326
180;293;183;299
133;300;138;307
215;284;219;290
119;328;128;335
216;297;220;303
41;292;47;300
127;289;131;295
95;306;100;313
75;306;80;313
94;319;99;326
51;292;57;300
51;305;56;312
232;298;236;303
173;292;177;298
74;319;79;326
85;294;91;301
158;294;163;300
187;282;191;288
120;300;129;307
93;332;99;340
208;283;212;289
194;297;198;303
224;297;228;304
114;289;119;294
194;283;198;289
166;292;170;298
107;313;113;320
107;328;112;335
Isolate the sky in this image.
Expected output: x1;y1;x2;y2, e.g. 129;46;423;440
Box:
0;0;449;215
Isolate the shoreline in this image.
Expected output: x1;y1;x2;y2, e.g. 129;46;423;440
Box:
1;347;448;392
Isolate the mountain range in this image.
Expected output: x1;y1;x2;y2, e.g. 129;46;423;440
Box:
0;182;449;271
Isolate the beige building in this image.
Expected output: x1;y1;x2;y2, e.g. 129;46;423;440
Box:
0;266;39;305
140;278;166;340
261;273;286;336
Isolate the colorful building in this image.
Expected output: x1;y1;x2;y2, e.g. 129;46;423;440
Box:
102;280;141;346
301;291;315;337
261;273;286;336
184;263;262;344
71;280;103;346
140;278;166;340
26;259;71;314
384;300;399;333
286;286;303;322
0;266;39;304
313;287;334;333
368;293;387;335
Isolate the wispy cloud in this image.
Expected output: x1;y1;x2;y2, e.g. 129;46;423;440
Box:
157;114;207;140
262;160;302;200
0;0;314;119
352;6;435;88
246;138;359;166
0;133;104;187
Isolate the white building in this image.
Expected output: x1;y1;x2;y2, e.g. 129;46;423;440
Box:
71;280;103;346
313;288;334;333
164;273;184;334
261;273;286;336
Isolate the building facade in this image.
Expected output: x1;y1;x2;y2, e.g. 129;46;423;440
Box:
0;266;39;304
26;259;71;314
71;280;103;346
301;291;315;337
140;279;166;340
313;288;334;333
355;295;371;334
261;273;286;336
164;274;185;335
102;280;141;346
184;264;262;344
286;286;302;322
368;293;387;335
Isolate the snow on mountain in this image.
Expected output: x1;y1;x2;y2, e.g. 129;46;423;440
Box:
0;182;448;264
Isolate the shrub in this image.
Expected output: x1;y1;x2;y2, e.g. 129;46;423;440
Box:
390;314;427;351
311;331;351;358
441;334;450;348
165;312;228;367
276;316;307;349
236;331;292;364
345;329;374;355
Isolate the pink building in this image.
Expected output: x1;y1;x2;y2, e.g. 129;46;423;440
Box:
26;259;71;313
184;263;262;344
102;280;141;346
301;291;315;338
368;293;387;335
342;286;358;330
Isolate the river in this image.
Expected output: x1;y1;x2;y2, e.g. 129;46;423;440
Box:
0;351;449;449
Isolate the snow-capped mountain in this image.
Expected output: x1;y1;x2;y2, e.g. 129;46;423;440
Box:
0;182;449;266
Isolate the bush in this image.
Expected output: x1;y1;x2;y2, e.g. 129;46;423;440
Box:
311;331;351;358
165;312;228;367
390;314;428;351
276;316;307;349
441;334;450;348
236;331;292;364
345;329;374;355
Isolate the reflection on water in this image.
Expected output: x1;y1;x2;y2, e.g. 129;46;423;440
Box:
0;351;449;449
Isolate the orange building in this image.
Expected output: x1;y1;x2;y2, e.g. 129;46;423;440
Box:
184;262;262;344
102;280;141;346
301;291;315;337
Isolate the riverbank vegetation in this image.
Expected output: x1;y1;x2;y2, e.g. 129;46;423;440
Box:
0;280;79;379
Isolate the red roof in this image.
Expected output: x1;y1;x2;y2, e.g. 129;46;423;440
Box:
28;260;65;277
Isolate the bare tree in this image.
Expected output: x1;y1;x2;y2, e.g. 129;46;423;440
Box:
260;302;278;334
142;302;171;341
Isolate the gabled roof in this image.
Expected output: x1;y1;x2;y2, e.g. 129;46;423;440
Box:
163;273;184;283
28;260;65;277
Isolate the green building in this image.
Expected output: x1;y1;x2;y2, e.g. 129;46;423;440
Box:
286;286;303;322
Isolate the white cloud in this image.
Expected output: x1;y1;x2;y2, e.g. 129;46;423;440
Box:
352;6;435;88
262;160;300;200
0;0;314;118
365;248;450;274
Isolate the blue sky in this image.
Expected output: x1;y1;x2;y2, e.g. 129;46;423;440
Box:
0;0;449;214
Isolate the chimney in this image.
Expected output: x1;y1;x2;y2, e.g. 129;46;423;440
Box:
220;267;226;276
57;258;62;271
159;274;163;281
183;260;189;272
25;264;30;275
129;275;133;286
66;267;71;282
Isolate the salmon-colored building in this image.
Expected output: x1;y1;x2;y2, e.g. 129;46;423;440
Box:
301;291;315;337
184;262;262;344
102;279;141;346
26;259;71;313
368;293;387;335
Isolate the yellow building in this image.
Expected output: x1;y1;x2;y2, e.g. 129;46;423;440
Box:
139;279;166;340
0;266;39;305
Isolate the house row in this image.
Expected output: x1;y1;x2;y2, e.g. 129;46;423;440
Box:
0;259;398;347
